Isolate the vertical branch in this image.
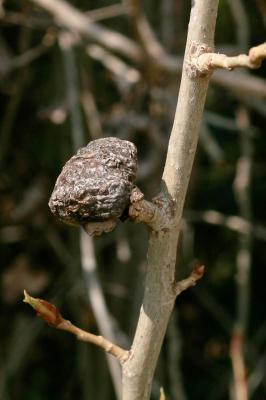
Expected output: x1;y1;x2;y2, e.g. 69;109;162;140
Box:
160;0;175;51
81;67;103;140
166;312;188;400
122;1;219;399
59;31;84;151
60;38;122;398
0;29;31;163
227;0;250;51
80;231;123;399
230;107;253;400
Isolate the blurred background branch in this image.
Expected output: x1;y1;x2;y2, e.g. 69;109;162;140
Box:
0;0;265;399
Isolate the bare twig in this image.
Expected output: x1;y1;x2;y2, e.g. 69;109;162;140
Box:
227;0;250;51
174;265;205;296
0;30;56;76
28;0;266;98
200;122;224;163
204;110;238;132
85;4;126;21
248;349;266;397
159;387;166;400
86;44;140;87
192;42;266;76
123;0;166;62
212;69;266;98
160;0;175;51
80;231;125;399
23;290;129;363
166;312;188;400
230;330;247;400
29;0;142;62
233;107;253;334
81;66;103;140
230;106;253;400
59;30;84;151
185;210;266;242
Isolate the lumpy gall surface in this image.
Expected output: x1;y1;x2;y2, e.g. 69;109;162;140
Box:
49;137;138;233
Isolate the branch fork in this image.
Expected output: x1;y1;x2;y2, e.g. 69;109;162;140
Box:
186;41;214;78
128;187;173;232
174;265;205;297
187;41;266;77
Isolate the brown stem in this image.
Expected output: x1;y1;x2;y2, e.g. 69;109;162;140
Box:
57;320;129;363
230;330;247;400
174;265;205;296
23;290;129;364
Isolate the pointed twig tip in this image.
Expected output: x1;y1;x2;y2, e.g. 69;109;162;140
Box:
23;289;32;304
193;264;205;280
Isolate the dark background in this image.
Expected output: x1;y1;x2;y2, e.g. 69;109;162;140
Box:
0;1;265;399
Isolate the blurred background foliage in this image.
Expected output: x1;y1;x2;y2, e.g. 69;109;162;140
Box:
0;0;265;399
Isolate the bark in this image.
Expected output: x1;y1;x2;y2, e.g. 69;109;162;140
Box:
121;1;220;399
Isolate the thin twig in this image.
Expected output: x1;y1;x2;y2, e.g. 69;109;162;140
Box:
123;0;167;63
85;4;125;21
193;42;266;76
29;0;142;62
0;34;55;76
86;44;140;87
23;291;129;363
230;330;247;400
230;106;253;400
59;30;84;151
185;210;266;242
227;0;250;51
58;320;129;362
248;349;266;397
166;312;188;400
28;0;266;98
80;66;103;140
200;122;224;163
80;230;124;399
174;265;205;296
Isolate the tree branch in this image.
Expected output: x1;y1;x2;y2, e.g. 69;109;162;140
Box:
128;187;172;232
57;320;129;363
23;290;130;363
29;0;142;62
28;0;266;98
122;1;219;399
191;42;266;76
174;265;205;296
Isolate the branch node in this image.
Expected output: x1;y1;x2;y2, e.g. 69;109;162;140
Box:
174;264;205;297
186;41;213;78
188;41;266;77
128;187;173;232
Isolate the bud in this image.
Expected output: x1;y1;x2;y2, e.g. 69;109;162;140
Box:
23;290;63;327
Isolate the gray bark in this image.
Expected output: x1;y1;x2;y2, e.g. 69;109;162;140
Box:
122;1;220;399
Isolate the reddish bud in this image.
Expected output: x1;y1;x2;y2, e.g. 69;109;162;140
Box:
23;290;63;327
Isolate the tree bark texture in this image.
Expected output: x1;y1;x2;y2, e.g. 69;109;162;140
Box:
122;1;220;399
